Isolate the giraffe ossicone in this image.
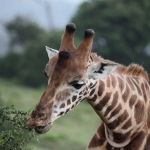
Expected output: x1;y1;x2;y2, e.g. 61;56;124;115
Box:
26;23;150;150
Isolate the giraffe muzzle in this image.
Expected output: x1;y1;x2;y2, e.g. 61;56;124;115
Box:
35;122;52;134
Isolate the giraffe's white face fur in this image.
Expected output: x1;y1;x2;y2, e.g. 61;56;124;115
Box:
25;46;118;134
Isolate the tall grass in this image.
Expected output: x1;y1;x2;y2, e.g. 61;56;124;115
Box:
0;79;100;150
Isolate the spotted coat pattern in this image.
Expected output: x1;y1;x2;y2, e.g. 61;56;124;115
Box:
87;73;150;150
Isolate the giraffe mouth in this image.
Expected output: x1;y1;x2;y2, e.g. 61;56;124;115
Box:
35;122;52;134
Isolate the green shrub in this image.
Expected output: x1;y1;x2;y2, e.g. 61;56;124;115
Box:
0;105;36;150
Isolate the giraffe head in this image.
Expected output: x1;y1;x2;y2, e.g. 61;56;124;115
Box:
25;23;117;134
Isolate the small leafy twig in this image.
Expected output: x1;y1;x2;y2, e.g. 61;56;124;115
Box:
0;105;36;150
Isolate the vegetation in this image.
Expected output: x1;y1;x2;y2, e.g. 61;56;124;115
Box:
0;105;35;150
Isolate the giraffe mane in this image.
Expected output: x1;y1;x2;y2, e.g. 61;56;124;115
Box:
90;52;149;82
117;63;149;82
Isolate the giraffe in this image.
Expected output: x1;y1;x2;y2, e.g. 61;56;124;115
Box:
25;23;150;150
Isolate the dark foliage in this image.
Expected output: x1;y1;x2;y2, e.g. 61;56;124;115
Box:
0;17;62;87
0;105;36;150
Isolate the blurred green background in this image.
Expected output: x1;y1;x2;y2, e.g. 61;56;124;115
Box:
0;0;150;149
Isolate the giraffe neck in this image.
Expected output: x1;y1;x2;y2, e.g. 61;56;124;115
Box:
87;73;149;148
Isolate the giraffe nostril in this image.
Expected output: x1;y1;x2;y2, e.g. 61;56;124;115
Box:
37;113;45;118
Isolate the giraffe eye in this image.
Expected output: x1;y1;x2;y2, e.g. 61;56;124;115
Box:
70;81;85;89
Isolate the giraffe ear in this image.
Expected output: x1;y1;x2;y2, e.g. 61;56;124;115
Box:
87;62;118;79
45;46;58;59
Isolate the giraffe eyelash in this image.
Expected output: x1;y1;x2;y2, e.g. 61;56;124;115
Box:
70;81;85;89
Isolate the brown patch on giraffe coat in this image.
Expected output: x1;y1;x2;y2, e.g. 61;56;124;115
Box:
84;92;87;95
104;105;112;118
79;96;82;99
90;81;97;89
130;131;139;141
103;105;112;118
108;104;122;120
65;108;70;114
88;134;101;148
118;110;129;123
72;95;77;102
79;91;82;95
67;99;71;105
107;115;122;130
86;87;88;91
112;91;119;104
110;74;117;88
107;104;122;129
95;92;111;111
98;80;105;97
117;76;124;92
88;123;106;148
60;103;65;108
147;104;150;128
122;119;132;129
141;83;148;103
132;77;140;84
122;84;130;103
106;76;111;87
131;78;142;96
58;112;64;116
90;89;95;96
113;131;131;143
71;105;74;109
106;142;113;150
134;100;144;124
124;131;146;150
145;81;150;92
89;95;97;102
90;82;93;87
127;77;135;91
129;95;137;109
104;92;119;117
145;134;150;150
